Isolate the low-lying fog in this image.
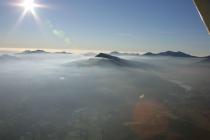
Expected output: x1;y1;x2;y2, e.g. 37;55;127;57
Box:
0;53;210;140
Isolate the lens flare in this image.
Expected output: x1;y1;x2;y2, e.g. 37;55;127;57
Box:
10;0;46;26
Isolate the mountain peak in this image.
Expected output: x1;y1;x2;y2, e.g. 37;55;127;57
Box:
143;52;156;56
96;53;121;61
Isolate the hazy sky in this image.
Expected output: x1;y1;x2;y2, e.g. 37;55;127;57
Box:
0;0;210;56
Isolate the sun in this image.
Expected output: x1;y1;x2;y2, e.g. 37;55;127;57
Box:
9;0;47;26
14;0;45;16
11;0;47;25
19;0;38;14
22;0;36;13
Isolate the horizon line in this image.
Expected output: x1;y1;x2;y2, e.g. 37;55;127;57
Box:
0;47;209;57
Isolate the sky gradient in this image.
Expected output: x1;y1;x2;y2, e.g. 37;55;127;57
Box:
0;0;210;56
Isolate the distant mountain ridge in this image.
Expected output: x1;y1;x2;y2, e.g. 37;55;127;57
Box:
20;50;49;54
143;51;195;58
110;51;198;58
19;50;72;55
110;51;140;56
54;51;71;54
16;49;208;59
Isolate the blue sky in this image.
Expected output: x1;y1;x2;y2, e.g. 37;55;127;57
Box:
0;0;210;56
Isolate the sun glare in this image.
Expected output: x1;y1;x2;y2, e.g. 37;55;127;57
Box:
18;0;40;15
21;0;36;13
11;0;47;26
